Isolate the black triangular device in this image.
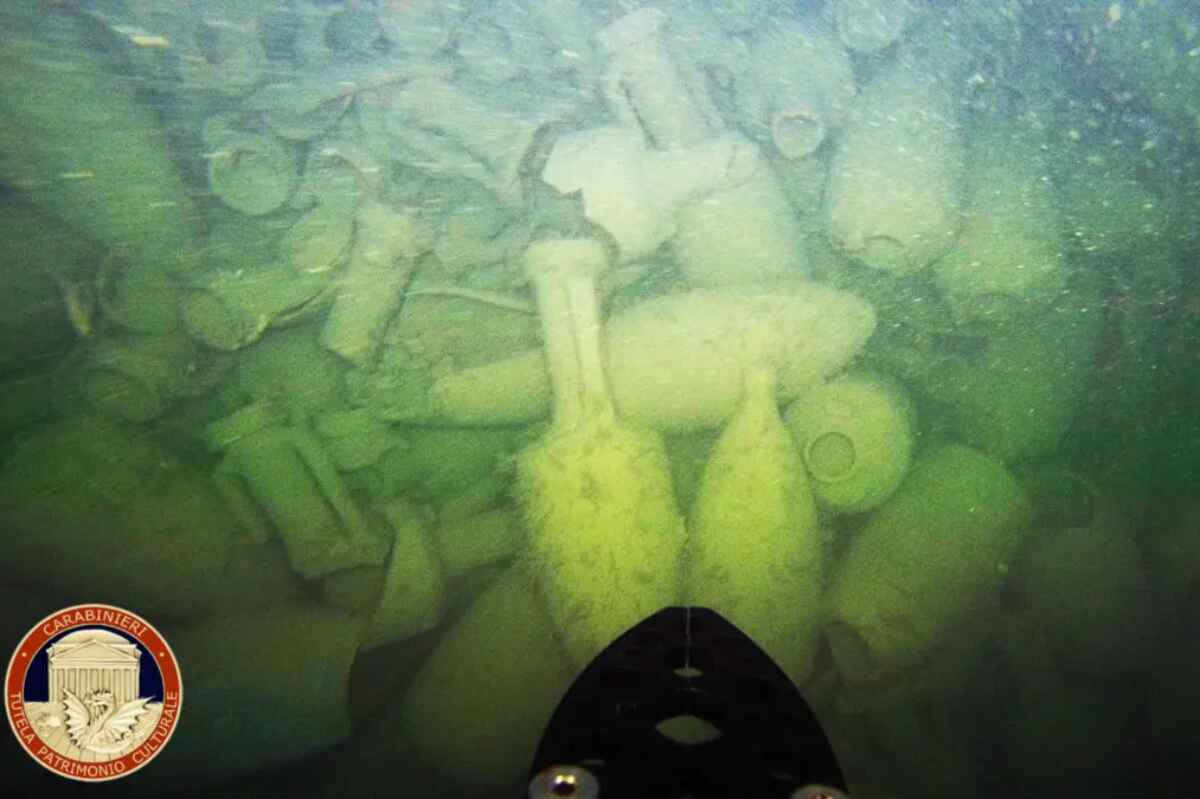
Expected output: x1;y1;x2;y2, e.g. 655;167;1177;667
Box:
528;607;847;798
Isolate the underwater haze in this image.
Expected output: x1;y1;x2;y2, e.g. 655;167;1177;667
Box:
1;0;1198;797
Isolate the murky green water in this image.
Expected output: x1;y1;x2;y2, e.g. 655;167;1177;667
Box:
1;1;1198;797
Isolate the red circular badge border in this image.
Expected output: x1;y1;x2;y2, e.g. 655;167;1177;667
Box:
4;603;183;782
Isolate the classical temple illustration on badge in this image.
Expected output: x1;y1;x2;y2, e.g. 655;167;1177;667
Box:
21;628;165;762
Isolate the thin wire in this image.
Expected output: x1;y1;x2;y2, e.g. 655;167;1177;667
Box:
683;605;692;675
